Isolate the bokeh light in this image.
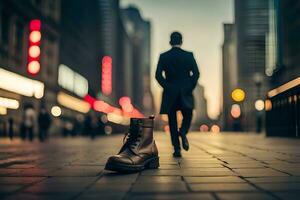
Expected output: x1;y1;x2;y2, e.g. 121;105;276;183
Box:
27;61;40;75
265;99;272;111
0;106;7;115
231;88;245;102
231;104;241;118
255;99;265;111
164;125;170;133
29;19;41;31
101;115;108;123
200;124;209;132
0;97;19;109
104;125;113;135
211;124;220;133
28;45;40;58
51;106;62;117
29;31;41;43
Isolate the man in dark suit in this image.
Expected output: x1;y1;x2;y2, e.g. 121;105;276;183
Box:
156;32;200;157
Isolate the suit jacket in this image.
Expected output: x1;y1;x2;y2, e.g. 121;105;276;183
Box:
155;47;200;114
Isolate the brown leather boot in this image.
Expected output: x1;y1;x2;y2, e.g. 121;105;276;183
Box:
105;116;159;172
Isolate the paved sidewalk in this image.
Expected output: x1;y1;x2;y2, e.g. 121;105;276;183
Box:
0;132;300;200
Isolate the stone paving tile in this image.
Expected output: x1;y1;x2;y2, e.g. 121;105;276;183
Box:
96;172;138;184
0;169;23;176
18;168;58;177
77;193;125;200
189;183;258;192
246;176;300;183
0;185;24;194
135;175;182;183
274;192;300;200
181;169;236;177
0;177;45;185
224;163;266;169
179;163;224;168
140;169;181;176
1;133;300;199
127;193;214;200
49;168;102;177
21;177;97;194
7;164;37;169
3;193;73;200
87;183;132;192
131;182;188;193
184;176;245;183
216;192;276;200
232;168;288;177
255;182;300;191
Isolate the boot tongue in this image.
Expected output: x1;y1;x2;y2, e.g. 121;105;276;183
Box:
119;119;142;154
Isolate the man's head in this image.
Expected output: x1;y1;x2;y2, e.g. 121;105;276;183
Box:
170;31;182;46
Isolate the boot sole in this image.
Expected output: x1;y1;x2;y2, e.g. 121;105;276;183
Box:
105;156;159;172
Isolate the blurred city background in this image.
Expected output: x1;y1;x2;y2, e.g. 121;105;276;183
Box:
0;0;299;139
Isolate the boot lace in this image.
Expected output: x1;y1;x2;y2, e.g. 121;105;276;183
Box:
123;124;142;149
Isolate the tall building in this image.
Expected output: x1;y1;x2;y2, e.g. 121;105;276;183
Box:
267;0;300;87
97;0;124;104
0;0;60;133
222;23;238;131
265;0;300;137
235;0;270;131
121;6;154;115
60;0;99;95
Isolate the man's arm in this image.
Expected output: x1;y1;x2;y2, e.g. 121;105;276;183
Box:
190;53;200;89
155;55;168;88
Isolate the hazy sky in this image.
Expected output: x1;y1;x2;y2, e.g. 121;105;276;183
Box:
121;0;234;119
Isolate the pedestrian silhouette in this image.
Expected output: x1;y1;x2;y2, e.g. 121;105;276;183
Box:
8;118;14;139
156;31;200;157
21;105;36;141
38;105;51;141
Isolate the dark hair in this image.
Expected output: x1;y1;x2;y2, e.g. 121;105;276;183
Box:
170;31;182;46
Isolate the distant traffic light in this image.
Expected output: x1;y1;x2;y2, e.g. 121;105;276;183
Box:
27;19;41;75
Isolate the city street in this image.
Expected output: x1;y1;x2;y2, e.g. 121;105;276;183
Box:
0;132;299;200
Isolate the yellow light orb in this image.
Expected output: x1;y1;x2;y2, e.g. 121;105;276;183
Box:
231;88;245;102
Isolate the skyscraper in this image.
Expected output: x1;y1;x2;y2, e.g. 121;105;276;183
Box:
235;0;270;131
267;0;300;87
122;6;154;115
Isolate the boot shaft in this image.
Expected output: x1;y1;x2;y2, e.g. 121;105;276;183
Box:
121;116;157;155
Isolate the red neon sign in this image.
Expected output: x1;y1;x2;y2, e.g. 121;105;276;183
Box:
27;19;41;75
101;56;112;95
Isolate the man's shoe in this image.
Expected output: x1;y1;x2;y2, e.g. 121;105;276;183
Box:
105;116;159;172
173;150;182;158
180;132;189;151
